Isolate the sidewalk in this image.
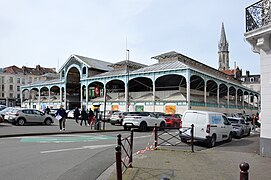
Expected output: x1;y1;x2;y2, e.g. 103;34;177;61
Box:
108;148;270;180
107;130;271;180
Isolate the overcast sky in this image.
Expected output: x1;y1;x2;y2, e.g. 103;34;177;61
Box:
0;0;260;74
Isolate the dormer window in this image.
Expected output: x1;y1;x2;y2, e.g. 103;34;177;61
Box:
250;77;254;82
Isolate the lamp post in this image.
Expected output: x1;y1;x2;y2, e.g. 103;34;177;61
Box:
126;49;130;112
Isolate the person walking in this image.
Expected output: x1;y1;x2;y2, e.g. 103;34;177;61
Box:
74;107;80;123
80;108;88;126
45;106;51;115
55;105;67;131
88;108;94;129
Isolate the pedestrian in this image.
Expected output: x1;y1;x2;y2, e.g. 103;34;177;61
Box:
45;106;51;115
74;107;80;123
88;108;94;129
55;105;67;131
80;108;88;126
252;114;256;131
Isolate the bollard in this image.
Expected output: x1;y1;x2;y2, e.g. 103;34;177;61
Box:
129;130;134;168
191;124;194;152
240;162;249;180
117;134;122;146
115;145;122;180
154;124;158;149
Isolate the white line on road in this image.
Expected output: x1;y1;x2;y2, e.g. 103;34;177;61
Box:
40;144;116;154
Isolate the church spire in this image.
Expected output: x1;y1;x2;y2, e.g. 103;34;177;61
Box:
218;22;230;71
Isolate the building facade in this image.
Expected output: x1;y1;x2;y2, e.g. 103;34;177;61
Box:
21;53;259;116
0;65;57;107
244;0;271;157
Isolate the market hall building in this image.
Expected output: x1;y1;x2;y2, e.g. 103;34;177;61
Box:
20;51;259;115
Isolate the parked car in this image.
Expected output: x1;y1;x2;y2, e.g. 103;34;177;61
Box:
100;110;120;122
227;117;251;138
4;108;21;121
6;108;54;126
0;107;14;119
0;105;6;111
179;110;233;148
122;112;166;131
110;112;128;125
160;113;182;127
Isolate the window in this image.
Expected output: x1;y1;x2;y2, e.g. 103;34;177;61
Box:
1;76;4;82
82;67;86;74
223;116;231;125
34;77;37;82
17;78;20;83
29;77;32;83
9;77;13;83
17;94;20;98
17;86;20;91
250;77;254;82
22;78;25;84
9;85;13;91
1;93;4;97
1;85;4;91
9;93;13;98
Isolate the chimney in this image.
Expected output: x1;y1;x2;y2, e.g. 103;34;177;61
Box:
36;65;41;71
246;70;250;77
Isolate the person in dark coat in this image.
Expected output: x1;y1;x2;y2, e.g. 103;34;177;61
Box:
45;106;51;114
74;107;80;123
55;105;67;131
80;108;88;126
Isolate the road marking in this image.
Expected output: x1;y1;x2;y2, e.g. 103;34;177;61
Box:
20;135;115;143
40;144;116;154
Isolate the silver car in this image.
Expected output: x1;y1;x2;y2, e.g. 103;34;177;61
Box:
7;108;54;126
228;117;251;138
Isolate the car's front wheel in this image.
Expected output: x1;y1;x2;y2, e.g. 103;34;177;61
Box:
17;118;26;126
44;118;52;125
139;122;147;132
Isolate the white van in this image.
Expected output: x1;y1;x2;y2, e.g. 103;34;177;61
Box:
179;110;233;147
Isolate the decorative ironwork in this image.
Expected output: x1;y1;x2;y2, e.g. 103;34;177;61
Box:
246;0;271;32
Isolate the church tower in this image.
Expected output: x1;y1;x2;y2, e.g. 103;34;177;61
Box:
218;22;230;71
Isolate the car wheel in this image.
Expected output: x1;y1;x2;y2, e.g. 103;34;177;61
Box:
17;118;25;126
227;132;232;142
44;118;52;125
207;134;216;148
139;122;147;132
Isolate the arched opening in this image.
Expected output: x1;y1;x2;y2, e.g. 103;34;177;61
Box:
229;86;236;106
219;83;228;106
50;86;61;104
155;74;186;102
206;80;218;106
190;75;205;105
66;67;81;109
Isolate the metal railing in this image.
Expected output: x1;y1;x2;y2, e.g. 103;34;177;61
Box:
246;0;271;32
115;130;134;180
154;124;194;152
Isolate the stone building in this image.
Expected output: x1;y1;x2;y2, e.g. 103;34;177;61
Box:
0;65;57;107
